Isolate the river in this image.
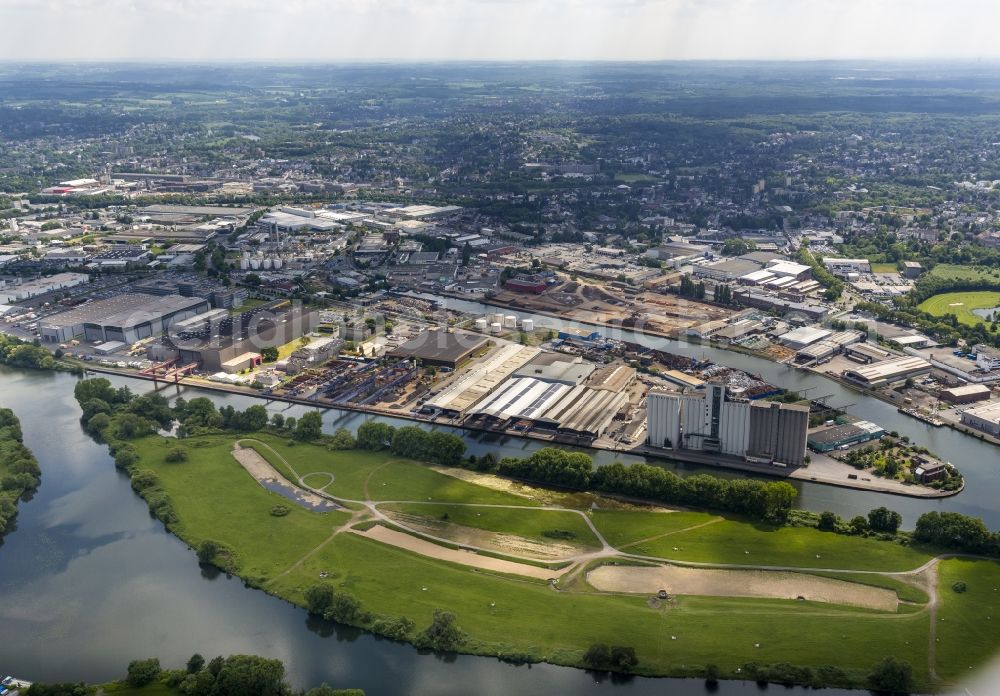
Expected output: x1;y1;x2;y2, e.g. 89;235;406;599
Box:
0;365;865;694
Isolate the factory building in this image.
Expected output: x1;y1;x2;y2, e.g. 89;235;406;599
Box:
823;258;872;277
645;385;808;466
807;421;886;452
422;344;540;416
842;355;932;388
40;293;208;343
960;402;1000;437
149;301;319;372
938;384;992;404
388;329;489;369
0;272;89;304
83;295;210;344
512;352;595;385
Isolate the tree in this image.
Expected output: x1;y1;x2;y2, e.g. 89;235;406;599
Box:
294;411;323;441
818;511;838;532
304;584;334;616
211;654;286;696
327;427;356;450
583;643;611;669
849;516;869;535
609;646;638;671
197;539;220;564
126;658;161;688
867;656;913;693
186;654;205;674
165;447;188;463
416;610;464;651
868;507;902;534
261;346;279;362
356;421;395;450
461;242;471;266
271;413;285;429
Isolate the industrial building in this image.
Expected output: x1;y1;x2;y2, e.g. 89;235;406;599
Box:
823;258;872;277
0;272;89;304
512;352;595;385
422;344;540;416
40;293;208;343
807;421;886;452
960;401;1000;437
793;330;865;363
149;301;319;372
646;385;809;466
469;375;627;441
842;355;932;388
388;329;489;369
779;326;831;350
938;384;992;404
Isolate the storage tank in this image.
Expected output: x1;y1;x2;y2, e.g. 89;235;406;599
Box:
491;312;505;324
250;258;261;270
474;318;488;332
504;315;517;328
262;258;273;270
240;258;249;270
272;257;283;269
521;318;534;332
490;322;503;334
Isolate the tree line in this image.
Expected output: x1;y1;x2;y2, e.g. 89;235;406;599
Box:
25;653;363;696
0;408;42;537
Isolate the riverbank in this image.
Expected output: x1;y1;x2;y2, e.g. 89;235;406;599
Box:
0;409;42;539
108;426;991;693
79;362;954;499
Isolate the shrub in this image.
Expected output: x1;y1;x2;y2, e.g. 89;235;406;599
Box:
126;658;161;688
952;581;967;593
197;539;221;564
270;505;291;517
165;447;188;463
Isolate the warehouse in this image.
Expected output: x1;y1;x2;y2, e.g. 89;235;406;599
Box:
0;272;89;304
389;329;489;369
779;326;832;350
842;355;932;388
83;294;210;343
512;352;595;385
793;330;864;364
938;384;992;404
40;293;208;343
960;401;1000;437
540;385;628;440
422;344;539;416
807;421;885;452
587;363;637;392
471;377;572;427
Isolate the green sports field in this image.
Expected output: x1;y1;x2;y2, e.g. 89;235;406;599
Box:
918;290;1000;327
118;432;1000;691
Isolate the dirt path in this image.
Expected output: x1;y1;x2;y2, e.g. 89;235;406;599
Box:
232;444;340;512
924;559;941;683
619;517;723;549
587;564;899;611
355;525;559;581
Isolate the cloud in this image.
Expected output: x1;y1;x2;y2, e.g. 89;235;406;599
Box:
1;0;998;61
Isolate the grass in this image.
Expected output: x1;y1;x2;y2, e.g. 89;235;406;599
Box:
918;290;1000;327
929;263;1000;283
870;262;900;273
269;531;930;685
114;432;997;689
589;509;720;547
243;437;537;506
934;558;1000;681
380;502;602;549
622;519;933;571
805;570;930;604
99;681;180;696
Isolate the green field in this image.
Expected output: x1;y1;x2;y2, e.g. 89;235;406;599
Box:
934;558;1000;681
381;502;602;550
870;262;900;274
614;517;934;571
929;263;1000;282
918;290;1000;327
116;432;1000;690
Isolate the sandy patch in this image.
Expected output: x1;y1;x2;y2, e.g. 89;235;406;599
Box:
232;445;340;512
355;525;558;580
384;511;582;560
587;564;897;611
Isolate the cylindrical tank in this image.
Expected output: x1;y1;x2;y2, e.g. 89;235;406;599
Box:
240;259;249;270
242;251;250;260
262;258;273;270
504;315;517;328
491;312;505;324
250;259;261;270
474;318;488;331
272;257;283;269
490;322;502;334
521;318;534;332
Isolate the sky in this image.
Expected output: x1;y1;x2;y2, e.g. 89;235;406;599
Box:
1;0;998;62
